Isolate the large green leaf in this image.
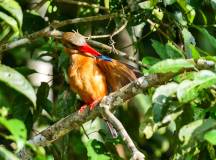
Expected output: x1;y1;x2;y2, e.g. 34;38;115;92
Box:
0;117;26;150
151;39;168;59
177;0;196;24
194;26;216;50
152;82;179;122
174;11;187;26
179;119;216;145
0;146;19;160
163;0;176;6
142;56;160;66
149;59;195;73
0;22;11;41
0;0;23;28
181;28;196;58
165;42;184;58
188;44;200;59
0;11;19;33
86;139;111;160
153;82;178;102
177;70;216;103
139;0;154;9
151;40;184;59
0;64;36;106
211;0;216;11
204;129;216;145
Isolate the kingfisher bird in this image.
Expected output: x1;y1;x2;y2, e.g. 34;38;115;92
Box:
62;32;137;112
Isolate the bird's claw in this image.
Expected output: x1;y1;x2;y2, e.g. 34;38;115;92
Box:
78;105;87;113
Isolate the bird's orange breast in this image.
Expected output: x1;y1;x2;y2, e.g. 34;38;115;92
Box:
68;53;108;104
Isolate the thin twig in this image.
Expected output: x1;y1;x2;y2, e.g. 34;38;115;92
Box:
90;18;128;39
87;39;147;68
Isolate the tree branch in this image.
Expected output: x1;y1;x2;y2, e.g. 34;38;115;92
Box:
17;58;215;159
18;73;174;160
101;105;145;160
0;14;117;54
0;27;146;67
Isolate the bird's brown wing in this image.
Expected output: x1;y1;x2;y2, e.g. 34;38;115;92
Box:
96;59;137;91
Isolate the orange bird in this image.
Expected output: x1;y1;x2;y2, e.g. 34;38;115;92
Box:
62;32;136;112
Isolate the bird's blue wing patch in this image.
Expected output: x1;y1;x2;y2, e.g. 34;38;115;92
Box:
97;55;112;62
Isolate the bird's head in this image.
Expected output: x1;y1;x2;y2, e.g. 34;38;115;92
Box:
62;32;86;48
62;31;112;61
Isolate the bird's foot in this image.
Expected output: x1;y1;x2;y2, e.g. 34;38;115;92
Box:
78;104;87;113
89;99;100;110
78;99;101;113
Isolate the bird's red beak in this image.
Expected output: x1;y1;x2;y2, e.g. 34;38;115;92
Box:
78;43;101;57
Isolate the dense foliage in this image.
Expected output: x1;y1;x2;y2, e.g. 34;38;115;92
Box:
0;0;216;159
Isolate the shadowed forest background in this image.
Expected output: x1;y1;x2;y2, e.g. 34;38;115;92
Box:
0;0;216;159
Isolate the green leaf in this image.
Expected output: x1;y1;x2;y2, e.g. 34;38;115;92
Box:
0;146;19;160
36;82;52;116
0;64;36;106
86;139;111;160
0;117;27;150
0;22;11;41
152;82;179;122
179;119;216;145
153;82;178;102
189;44;200;59
198;9;208;25
152;8;164;20
0;0;23;28
0;11;19;34
165;42;184;58
194;26;216;50
163;0;176;6
174;71;197;82
15;67;37;77
211;0;216;11
177;0;196;24
149;59;195;73
151;39;168;59
151;40;184;59
142;56;160;66
162;110;183;124
181;28;196;58
174;11;187;26
139;0;157;9
177;70;216;103
204;130;216;145
206;56;216;62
